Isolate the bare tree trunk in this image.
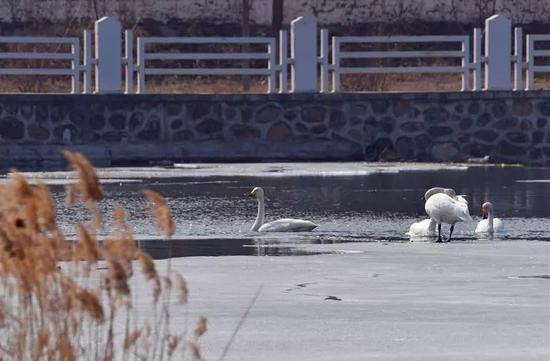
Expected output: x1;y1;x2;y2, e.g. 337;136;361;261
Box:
90;0;99;19
242;0;251;92
271;0;283;36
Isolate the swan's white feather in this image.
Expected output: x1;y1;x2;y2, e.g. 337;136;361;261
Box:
407;218;436;237
425;193;472;225
258;218;318;232
475;218;504;233
455;195;468;205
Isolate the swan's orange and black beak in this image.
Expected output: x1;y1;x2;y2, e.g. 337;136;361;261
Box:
248;189;256;198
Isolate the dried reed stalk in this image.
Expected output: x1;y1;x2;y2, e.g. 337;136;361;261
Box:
0;152;200;360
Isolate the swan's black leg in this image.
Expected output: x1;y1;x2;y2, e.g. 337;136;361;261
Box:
446;225;455;242
436;224;442;242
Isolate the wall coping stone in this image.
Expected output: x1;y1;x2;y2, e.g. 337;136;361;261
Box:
1;90;550;103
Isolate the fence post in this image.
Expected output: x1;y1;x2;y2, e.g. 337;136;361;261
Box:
484;14;512;90
95;17;122;94
319;29;329;93
124;30;134;94
290;16;317;93
513;27;523;91
83;30;93;94
279;30;288;93
473;28;482;91
526;35;534;90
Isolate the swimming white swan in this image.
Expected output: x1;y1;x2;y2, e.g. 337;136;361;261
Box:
424;187;472;242
407;218;437;238
475;201;504;235
249;187;318;232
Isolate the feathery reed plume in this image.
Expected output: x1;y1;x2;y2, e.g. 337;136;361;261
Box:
194;316;207;339
166;335;181;357
173;272;189;304
0;152;203;361
113;206;132;237
63;151;104;203
188;342;202;361
55;333;76;361
106;258;130;296
135;250;158;282
123;329;142;351
33;181;57;231
75;289;104;322
36;329;49;356
76;223;99;263
143;190;175;237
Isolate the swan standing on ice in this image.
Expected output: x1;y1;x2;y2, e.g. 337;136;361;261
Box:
475;201;504;235
249;187;318;232
407;187;459;239
424;187;472;242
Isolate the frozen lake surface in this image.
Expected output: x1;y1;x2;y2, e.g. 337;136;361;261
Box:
9;162;549;360
145;241;549;361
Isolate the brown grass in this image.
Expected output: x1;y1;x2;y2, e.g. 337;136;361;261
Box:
0;151;206;360
3;72;550;94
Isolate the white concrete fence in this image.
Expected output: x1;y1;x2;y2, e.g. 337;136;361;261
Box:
0;14;547;94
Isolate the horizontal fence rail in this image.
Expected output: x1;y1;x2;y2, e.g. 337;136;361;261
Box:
320;33;481;92
525;34;550;90
133;34;288;94
0;15;549;94
0;31;91;93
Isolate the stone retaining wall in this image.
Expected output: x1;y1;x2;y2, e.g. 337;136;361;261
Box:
0;92;548;168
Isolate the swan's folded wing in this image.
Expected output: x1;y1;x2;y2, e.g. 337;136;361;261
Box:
493;218;505;232
424;187;447;201
408;219;435;237
475;219;488;233
426;193;472;223
455;195;468;205
454;200;472;222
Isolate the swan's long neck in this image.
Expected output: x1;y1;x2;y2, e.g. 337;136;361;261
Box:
487;209;494;233
251;196;265;231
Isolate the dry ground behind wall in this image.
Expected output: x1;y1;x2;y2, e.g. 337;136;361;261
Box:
0;92;547;169
0;0;547;25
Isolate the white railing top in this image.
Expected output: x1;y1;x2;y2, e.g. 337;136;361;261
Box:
142;52;270;60
0;36;78;44
339;50;465;59
0;52;75;59
139;36;274;45
334;35;469;43
526;34;550;41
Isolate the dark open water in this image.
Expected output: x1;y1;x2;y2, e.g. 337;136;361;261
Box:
25;164;549;258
